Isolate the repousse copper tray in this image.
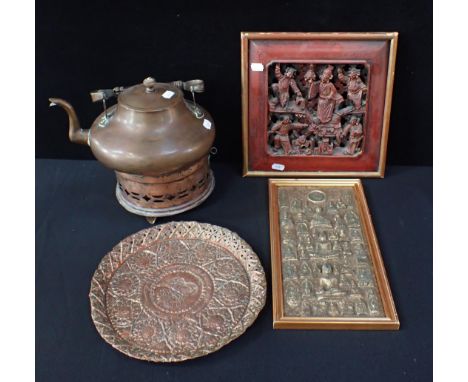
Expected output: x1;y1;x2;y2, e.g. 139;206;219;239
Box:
89;221;266;362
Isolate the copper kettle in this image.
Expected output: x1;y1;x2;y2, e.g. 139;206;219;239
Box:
50;77;216;223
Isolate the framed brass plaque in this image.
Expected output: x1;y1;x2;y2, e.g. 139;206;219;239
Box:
269;179;399;329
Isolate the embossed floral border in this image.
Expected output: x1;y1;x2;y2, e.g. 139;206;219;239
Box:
89;221;267;362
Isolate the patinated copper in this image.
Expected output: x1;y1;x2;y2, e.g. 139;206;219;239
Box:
89;221;267;362
49;77;215;220
115;157;213;218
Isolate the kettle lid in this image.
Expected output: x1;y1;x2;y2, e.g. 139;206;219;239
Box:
118;77;182;112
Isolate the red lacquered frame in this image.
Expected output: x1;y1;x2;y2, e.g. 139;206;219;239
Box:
241;32;398;177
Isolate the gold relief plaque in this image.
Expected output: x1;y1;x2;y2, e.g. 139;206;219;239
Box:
269;179;399;330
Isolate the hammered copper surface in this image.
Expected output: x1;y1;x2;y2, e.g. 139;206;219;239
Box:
278;186;385;318
115;157;212;212
49;78;215;176
89;222;266;362
49;77;216;219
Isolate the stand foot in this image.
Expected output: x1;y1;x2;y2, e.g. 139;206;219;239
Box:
146;216;157;224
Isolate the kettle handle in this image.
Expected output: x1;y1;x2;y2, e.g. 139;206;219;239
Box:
172;80;204;93
172;80;205;119
89;87;124;103
89;87;124;119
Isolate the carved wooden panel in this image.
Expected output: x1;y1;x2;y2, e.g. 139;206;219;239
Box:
241;32;398;177
268;63;367;157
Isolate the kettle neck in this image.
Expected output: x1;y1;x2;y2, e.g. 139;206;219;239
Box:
49;98;89;145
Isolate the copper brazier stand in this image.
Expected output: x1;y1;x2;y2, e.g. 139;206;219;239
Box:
50;77;216;223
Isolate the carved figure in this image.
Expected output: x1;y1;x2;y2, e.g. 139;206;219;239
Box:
285;288;301;309
280;216;296;237
334;65;347;94
341;241;352;255
354;300;368;316
328;302;340;316
314;300;328;316
292;134;313;154
317;263;343;296
271;64;305;108
269;116;308;154
343;302;355;316
338;65;367;110
282;239;297;259
297;243;308;259
344;206;360;227
342;116;364;155
290;198;303;214
367;290;381;315
327;201;338;214
336;198;347;210
337;229;348;242
317;65;344;123
349;228;362;241
310;110;348;150
310;207;332;229
300;261;312;277
296;223;309;236
332;241;342;254
318;263;335;291
303;64;320;108
282;262;298;279
333;215;347;231
301;278;313;296
315;231;332;254
338;273;352;289
269;97;279;109
328;229;338;242
352;242;368;263
357;267;373;287
316;137;334;155
279;190;289;207
293;210;307;223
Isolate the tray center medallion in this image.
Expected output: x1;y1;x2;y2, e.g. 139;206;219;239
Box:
142;264;214;318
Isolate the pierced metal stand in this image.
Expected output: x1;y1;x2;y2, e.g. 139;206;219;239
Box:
115;172;215;224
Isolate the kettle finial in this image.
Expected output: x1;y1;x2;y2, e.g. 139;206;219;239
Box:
143;77;157;93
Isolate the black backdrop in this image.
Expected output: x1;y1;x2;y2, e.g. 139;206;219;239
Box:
36;3;433;380
36;0;433;165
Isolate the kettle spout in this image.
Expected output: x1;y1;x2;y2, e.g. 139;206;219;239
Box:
49;98;90;145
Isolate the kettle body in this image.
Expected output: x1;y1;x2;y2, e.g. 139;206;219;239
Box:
50;77;216;222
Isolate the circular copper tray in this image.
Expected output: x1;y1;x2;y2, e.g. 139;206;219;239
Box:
89;221;266;362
